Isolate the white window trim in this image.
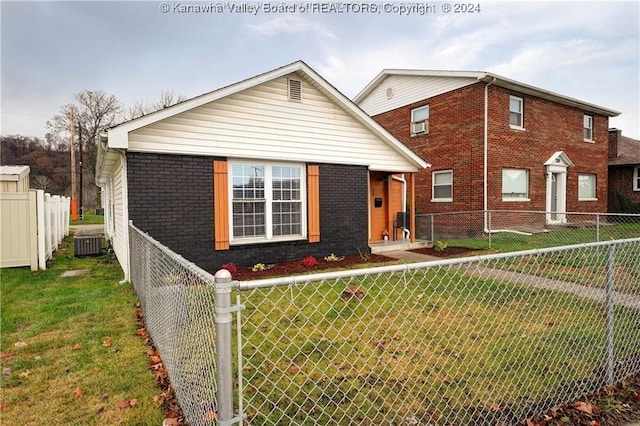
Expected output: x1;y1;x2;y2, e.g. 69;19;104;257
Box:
509;95;525;130
502;168;530;202
583;114;594;143
410;105;429;136
228;160;307;245
578;173;598;201
432;170;453;202
633;166;640;191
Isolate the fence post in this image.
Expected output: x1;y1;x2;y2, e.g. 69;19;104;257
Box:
605;243;615;384
214;269;236;424
596;214;601;243
430;214;434;242
487;210;492;250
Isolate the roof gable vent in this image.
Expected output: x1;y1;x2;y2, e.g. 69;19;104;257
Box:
288;79;302;102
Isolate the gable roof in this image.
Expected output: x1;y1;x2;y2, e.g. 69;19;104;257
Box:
101;61;428;171
354;69;620;117
609;131;640;166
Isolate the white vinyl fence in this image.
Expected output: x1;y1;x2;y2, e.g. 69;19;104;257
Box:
0;189;70;270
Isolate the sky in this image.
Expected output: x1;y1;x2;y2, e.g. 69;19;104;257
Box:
1;0;639;140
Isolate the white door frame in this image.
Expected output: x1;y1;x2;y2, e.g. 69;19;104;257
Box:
544;152;574;225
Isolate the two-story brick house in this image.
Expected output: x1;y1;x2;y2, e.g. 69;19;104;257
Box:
354;70;620;231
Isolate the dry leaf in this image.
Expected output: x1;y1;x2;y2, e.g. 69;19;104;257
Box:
129;398;138;407
14;341;27;348
163;418;181;426
0;403;7;410
72;343;82;351
117;400;130;410
203;410;217;421
95;405;105;414
19;370;30;378
102;337;113;348
102;393;109;399
2;367;11;376
150;355;162;364
573;401;594;415
74;387;85;398
417;293;424;299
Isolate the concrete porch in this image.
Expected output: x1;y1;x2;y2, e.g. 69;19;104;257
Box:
370;239;430;254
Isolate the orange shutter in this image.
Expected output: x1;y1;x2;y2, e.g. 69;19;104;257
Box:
307;165;320;243
213;160;230;250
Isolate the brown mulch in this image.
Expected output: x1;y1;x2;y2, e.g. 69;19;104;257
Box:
224;253;396;281
409;245;483;257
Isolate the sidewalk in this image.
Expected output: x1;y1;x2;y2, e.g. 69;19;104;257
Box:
69;224;104;236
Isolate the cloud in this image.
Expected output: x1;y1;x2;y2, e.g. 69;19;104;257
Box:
247;15;335;38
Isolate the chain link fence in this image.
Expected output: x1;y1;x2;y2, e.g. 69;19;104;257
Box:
129;224;220;424
128;222;640;426
416;210;640;252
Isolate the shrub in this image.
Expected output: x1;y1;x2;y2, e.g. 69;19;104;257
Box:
252;263;266;272
221;263;238;275
324;253;345;262
301;256;318;268
434;240;448;252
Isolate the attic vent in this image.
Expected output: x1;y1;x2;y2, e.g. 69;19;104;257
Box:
288;79;302;102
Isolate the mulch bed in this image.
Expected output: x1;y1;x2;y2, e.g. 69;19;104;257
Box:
226;253;395;281
409;246;483;257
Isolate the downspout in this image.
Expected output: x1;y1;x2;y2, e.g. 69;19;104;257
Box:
483;77;496;233
119;150;130;284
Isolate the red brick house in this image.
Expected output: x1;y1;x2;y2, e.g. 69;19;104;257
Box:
354;70;620;227
608;129;640;213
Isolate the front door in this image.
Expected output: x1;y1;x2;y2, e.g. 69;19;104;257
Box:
545;152;573;224
370;172;389;242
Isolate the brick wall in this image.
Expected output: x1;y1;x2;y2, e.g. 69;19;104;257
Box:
127;152;369;271
372;82;610;218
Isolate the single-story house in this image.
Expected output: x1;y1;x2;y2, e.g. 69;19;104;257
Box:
96;61;428;280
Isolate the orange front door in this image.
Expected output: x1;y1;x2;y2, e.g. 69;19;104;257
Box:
370;172;388;242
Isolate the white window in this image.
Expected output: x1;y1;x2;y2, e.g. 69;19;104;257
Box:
230;162;305;243
432;170;452;202
509;96;524;128
502;168;529;200
411;105;429;135
583;115;594;141
635;166;640;191
578;173;597;200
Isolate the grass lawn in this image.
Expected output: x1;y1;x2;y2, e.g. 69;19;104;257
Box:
239;266;640;424
0;237;164;425
70;212;105;226
440;222;640;253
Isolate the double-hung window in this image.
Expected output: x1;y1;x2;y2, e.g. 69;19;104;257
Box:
411;105;429;135
509;96;524;128
635;166;640;192
231;162;304;243
502;168;529;200
578;173;597;200
583;115;594;142
432;170;452;202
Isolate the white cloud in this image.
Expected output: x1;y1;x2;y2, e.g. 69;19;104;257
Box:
247;15;335;38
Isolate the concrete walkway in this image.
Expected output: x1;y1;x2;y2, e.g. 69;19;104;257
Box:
382;249;440;262
69;224;104;236
381;248;640;310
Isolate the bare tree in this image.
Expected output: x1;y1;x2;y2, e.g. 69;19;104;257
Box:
124;90;188;121
32;174;52;191
46;90;121;173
